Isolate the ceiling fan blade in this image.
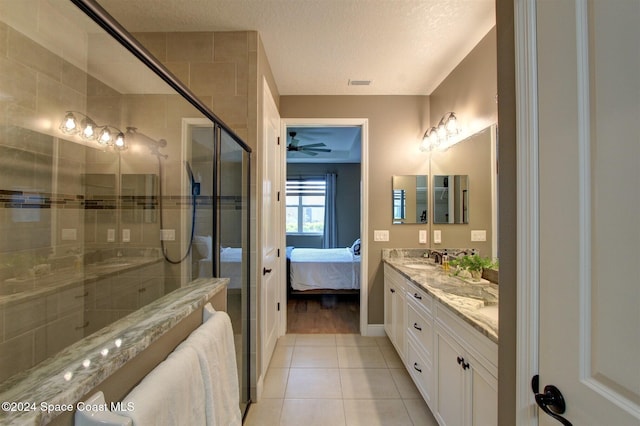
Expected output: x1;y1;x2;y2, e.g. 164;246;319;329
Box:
300;147;331;153
298;143;326;148
302;150;318;156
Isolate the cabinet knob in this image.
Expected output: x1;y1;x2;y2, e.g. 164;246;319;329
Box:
390;288;396;293
456;356;470;370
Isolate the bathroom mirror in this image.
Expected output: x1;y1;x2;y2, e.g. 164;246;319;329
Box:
121;174;158;223
392;175;428;224
433;175;469;224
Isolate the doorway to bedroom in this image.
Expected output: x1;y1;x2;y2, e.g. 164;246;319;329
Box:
282;120;367;334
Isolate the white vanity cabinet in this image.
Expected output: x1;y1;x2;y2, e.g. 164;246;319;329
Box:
383;262;498;426
383;264;406;360
434;302;497;426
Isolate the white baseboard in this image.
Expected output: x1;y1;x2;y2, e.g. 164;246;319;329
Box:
365;324;386;337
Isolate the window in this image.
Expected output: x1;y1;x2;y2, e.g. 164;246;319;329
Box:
286;178;326;234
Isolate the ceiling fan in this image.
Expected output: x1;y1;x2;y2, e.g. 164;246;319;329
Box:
287;131;331;156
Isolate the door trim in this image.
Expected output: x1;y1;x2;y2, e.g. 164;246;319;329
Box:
279;117;369;336
514;0;540;423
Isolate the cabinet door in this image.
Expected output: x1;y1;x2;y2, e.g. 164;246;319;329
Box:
435;327;466;426
468;352;497;426
394;288;406;360
383;278;395;340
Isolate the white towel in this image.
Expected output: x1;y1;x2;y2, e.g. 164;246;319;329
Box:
185;309;242;426
115;344;207;425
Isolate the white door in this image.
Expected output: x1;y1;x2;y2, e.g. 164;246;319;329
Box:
261;79;281;371
533;0;640;424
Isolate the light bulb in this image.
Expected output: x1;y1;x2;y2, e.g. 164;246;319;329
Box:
60;113;78;134
81;121;95;140
98;127;112;145
446;115;458;134
114;132;125;147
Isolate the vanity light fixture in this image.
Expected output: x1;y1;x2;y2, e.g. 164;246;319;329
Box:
419;112;461;152
60;111;127;151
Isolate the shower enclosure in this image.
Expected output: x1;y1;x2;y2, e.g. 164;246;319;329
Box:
0;0;251;417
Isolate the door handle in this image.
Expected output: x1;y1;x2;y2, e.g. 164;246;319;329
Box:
413;293;422;300
531;375;572;426
413;323;422;331
263;267;272;275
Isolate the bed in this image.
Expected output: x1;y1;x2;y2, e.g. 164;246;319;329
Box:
287;241;360;293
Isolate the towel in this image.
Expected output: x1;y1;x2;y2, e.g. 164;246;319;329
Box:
185;308;242;426
115;344;206;425
74;391;132;426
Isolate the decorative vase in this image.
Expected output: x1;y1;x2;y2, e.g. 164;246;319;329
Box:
470;269;482;280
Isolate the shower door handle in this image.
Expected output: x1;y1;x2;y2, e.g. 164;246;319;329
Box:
263;267;272;275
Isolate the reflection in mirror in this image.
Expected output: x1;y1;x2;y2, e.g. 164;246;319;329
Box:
392;175;428;224
433;175;469;224
121;174;158;223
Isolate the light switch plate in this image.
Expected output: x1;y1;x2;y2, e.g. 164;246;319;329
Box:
419;230;427;244
373;230;389;242
433;230;442;244
61;228;77;241
107;229;115;242
160;229;176;241
122;229;130;242
471;230;487;242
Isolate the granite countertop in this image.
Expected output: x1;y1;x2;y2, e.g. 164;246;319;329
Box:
0;277;229;426
382;249;498;343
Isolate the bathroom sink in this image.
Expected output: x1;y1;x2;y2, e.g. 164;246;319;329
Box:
403;263;435;270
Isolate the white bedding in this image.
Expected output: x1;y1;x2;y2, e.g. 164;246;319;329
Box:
220;247;242;289
289;247;360;291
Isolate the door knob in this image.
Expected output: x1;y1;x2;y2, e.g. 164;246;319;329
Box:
531;375;572;426
263;267;272;275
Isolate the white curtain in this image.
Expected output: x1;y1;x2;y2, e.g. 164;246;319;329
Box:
323;173;337;248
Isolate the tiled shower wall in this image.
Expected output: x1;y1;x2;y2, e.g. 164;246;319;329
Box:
130;30;261;394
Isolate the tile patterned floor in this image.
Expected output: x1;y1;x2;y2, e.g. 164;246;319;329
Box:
244;334;439;426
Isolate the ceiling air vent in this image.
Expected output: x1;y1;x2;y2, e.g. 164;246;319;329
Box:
348;79;372;86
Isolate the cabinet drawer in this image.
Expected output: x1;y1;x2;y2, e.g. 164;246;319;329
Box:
407;337;433;405
406;280;432;316
407;299;433;360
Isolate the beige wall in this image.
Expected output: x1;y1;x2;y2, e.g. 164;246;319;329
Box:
280;95;430;324
429;27;497;134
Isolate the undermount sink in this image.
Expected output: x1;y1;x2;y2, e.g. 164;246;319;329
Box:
403;263;435;270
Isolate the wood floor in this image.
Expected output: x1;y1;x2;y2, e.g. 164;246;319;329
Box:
287;294;360;334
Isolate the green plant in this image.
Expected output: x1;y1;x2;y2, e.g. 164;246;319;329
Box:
450;254;494;273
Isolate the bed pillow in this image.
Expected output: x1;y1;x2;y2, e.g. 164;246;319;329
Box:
350;238;361;255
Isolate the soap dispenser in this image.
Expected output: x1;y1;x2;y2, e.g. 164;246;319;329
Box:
442;250;449;272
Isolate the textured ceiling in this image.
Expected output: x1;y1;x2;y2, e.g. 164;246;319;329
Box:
96;0;495;96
